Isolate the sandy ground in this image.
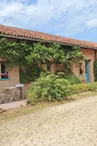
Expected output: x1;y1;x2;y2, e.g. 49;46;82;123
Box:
0;100;26;110
0;96;97;146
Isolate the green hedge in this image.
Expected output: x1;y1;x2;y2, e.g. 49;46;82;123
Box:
94;61;97;81
56;72;81;84
63;74;81;84
27;73;70;104
27;82;97;104
66;82;97;96
27;72;97;105
20;66;46;84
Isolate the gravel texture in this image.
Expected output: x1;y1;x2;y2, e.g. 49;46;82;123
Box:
0;96;97;146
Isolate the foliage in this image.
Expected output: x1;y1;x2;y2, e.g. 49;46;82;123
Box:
0;37;84;83
27;72;70;104
26;43;66;64
66;82;97;96
27;72;97;104
56;72;81;84
0;38;66;67
20;66;46;83
64;74;81;84
94;60;97;81
0;38;29;68
63;46;84;71
64;73;81;84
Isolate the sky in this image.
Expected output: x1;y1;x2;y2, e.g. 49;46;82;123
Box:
0;0;97;42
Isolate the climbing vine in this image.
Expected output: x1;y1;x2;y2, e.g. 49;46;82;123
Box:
0;37;84;83
94;60;97;81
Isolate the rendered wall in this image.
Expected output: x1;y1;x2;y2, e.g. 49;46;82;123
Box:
72;48;95;82
0;67;20;93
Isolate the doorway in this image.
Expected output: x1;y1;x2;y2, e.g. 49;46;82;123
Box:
85;60;89;83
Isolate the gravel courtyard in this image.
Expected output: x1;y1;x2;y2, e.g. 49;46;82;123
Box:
0;96;97;146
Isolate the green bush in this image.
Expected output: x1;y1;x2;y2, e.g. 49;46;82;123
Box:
94;61;97;81
20;66;46;83
57;72;81;84
27;72;97;105
66;82;97;96
27;72;70;104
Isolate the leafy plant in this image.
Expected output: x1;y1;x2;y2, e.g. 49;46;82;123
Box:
0;37;84;83
94;60;97;81
66;82;97;96
27;72;70;104
56;72;81;84
27;72;97;105
64;74;81;84
20;66;46;83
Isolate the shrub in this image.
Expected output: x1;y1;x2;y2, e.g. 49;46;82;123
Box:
27;72;97;105
57;72;81;84
20;66;46;83
94;61;97;81
27;72;70;104
66;82;97;96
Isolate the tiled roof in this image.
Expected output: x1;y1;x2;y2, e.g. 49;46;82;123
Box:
0;24;97;49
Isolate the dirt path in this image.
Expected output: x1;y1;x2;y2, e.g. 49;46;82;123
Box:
0;96;97;146
0;100;26;110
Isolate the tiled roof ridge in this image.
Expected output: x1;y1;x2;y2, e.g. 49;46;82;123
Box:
0;24;97;49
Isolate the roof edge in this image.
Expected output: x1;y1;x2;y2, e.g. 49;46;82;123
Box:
1;33;97;50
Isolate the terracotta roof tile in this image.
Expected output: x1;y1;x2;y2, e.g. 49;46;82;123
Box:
0;24;97;49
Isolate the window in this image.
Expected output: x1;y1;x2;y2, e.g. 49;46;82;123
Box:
1;63;9;79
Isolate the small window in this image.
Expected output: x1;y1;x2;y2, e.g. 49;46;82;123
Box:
1;63;9;79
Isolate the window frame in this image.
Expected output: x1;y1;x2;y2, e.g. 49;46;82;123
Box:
0;63;9;80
